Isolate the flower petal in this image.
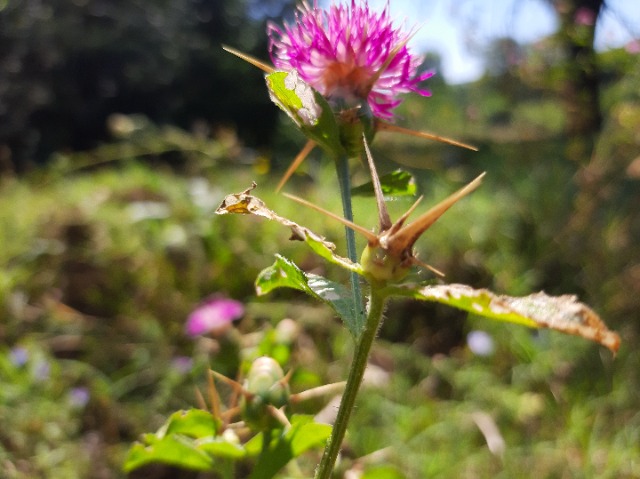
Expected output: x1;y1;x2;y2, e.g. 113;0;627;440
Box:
185;298;245;336
268;0;430;119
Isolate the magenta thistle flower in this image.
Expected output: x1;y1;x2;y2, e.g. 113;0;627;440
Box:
267;0;432;120
185;297;245;337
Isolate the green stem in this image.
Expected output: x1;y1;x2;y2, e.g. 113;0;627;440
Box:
314;287;386;479
334;154;366;332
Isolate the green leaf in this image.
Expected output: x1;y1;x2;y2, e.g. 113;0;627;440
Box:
256;255;362;338
351;170;417;197
244;415;331;479
287;417;332;457
384;283;620;354
123;409;236;473
266;70;343;155
123;434;214;473
197;436;247;459
161;409;219;439
362;465;407;479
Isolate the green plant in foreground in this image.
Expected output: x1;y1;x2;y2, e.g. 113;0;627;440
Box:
124;1;620;477
124;355;342;478
215;143;619;479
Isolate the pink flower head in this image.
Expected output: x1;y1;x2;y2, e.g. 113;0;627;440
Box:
267;0;432;120
185;297;244;337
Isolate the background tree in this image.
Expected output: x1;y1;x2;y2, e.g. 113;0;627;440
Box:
0;0;292;173
549;0;604;160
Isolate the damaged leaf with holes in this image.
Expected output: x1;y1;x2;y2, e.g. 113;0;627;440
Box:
266;70;344;156
383;283;620;354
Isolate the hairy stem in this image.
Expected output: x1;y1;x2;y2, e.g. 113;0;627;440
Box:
314;288;386;479
334;154;366;332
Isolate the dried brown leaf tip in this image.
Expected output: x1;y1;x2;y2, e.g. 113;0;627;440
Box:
215;182;336;249
408;284;621;355
285;136;485;283
501;292;621;355
216;183;362;274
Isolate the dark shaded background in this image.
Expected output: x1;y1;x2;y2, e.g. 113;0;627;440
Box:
0;0;297;171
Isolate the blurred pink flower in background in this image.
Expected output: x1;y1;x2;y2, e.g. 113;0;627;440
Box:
574;7;596;26
267;0;432;120
171;356;194;374
185;297;244;337
626;39;640;54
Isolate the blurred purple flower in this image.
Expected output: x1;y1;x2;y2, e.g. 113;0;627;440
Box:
467;330;495;357
171;356;194;374
33;359;51;381
185;298;244;337
68;387;90;408
9;346;29;367
267;0;432;120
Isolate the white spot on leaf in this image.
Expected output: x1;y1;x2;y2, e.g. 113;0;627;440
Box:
284;70;322;126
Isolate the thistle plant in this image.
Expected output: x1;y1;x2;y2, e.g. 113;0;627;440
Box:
124;1;620;477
